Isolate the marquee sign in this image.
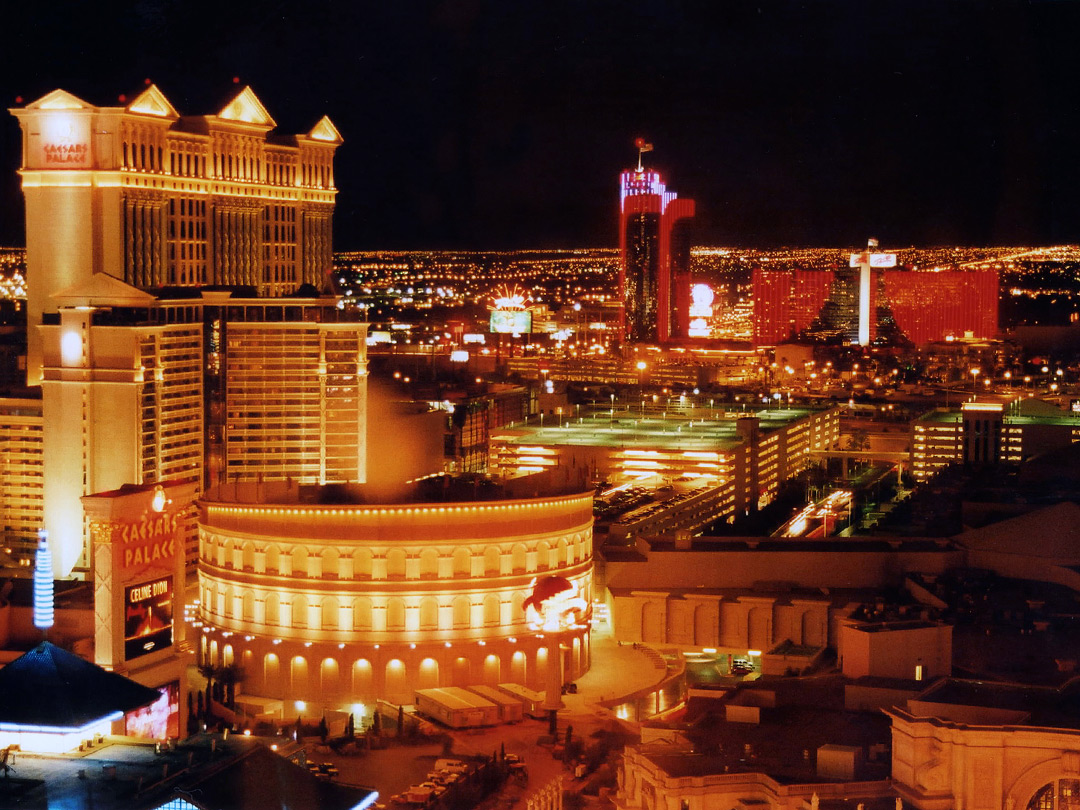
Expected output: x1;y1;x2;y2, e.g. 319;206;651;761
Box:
124;576;173;660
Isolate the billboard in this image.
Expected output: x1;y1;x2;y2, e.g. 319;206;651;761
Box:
850;252;897;268
124;576;173;661
490;309;533;334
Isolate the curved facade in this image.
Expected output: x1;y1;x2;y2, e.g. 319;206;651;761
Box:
197;491;594;708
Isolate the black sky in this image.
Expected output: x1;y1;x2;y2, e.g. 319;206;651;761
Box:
2;0;1079;250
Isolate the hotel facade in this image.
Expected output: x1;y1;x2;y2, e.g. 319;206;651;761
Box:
6;85;358;577
38;286;367;576
10;84;341;385
196;484;594;707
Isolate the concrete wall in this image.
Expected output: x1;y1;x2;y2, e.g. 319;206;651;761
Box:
840;623;952;681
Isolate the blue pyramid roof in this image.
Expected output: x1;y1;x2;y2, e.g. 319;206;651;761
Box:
0;641;159;728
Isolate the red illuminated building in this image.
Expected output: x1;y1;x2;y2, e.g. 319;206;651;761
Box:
752;267;998;346
619;156;695;344
884;269;999;346
752;268;834;345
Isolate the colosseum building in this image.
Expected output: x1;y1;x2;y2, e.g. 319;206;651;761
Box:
196;480;593;711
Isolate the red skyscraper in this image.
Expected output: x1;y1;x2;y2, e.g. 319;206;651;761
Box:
619;145;695;343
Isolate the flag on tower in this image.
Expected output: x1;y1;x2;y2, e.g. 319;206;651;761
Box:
634;137;653;152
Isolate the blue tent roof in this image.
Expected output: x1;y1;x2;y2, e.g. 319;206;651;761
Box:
0;641;160;728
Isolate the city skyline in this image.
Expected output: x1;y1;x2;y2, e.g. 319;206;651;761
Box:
3;1;1080;252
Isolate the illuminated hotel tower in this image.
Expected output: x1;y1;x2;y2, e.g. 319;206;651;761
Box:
37;283;367;578
619;144;694;343
10;83;342;384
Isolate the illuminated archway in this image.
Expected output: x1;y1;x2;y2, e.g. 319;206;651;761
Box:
418;658;440;690
511;650;527;683
483;654;501;686
385;659;407;700
352;659;373;697
321;658;340;695
452;657;471;687
291;656;309;695
264;653;281;692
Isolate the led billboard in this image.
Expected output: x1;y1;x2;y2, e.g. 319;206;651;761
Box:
124;576;173;661
490;310;533;334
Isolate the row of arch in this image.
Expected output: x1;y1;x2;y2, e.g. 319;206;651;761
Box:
203;635;590;701
638;600;826;650
119;132;328;190
201;576;594;636
200;531;592;581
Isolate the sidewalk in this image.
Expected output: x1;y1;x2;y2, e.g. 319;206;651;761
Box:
557;625;669;718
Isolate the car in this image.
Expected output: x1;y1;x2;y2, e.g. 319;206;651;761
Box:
731;659;754;674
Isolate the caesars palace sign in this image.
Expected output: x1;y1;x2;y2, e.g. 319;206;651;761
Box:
114;512;179;575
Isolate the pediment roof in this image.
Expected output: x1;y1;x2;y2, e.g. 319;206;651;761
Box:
217;86;276;127
307;115;343;144
52;273;157;307
23;88;94;111
127;83;179;119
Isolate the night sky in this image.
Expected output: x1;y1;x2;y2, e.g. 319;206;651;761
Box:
2;1;1080;251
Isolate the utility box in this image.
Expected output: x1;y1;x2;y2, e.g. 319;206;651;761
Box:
817;744;863;780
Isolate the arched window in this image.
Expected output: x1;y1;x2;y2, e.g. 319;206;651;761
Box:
291;594;308;628
353;548;372;579
419;596;439;630
321;548;339;579
1027;780;1080;810
511;592;526;624
452;547;471;577
241;591;254;622
242;542;255;571
452;596;471;629
265;593;280;625
536;540;551;571
386;548;407;580
511;544;527;574
353;597;372;631
386;598;406;631
484;547;500;576
483;595;501;627
419;548;439;579
290;546;308;577
556;538;568;567
321;596;339;630
265;545;281;574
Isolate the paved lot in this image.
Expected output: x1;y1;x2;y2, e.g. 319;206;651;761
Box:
302;626;661;804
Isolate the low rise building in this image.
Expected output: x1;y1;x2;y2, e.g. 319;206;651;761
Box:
197;476;594;709
491;404;840;517
912;398;1080;483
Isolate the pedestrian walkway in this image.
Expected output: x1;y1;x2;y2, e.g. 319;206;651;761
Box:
559;627;669;718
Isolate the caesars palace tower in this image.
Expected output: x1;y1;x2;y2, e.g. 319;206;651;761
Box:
9;83;367;576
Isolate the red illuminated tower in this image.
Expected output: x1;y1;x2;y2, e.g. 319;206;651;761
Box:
619;141;695;343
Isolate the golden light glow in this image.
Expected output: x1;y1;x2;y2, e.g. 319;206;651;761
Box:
60;330;82;366
524;576;589;633
218;86;276;126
